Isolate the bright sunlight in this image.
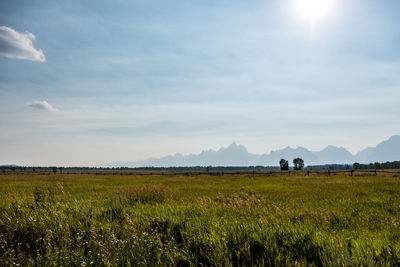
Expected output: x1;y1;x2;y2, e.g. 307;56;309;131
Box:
293;0;335;25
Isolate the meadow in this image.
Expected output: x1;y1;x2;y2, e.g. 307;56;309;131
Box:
0;172;399;266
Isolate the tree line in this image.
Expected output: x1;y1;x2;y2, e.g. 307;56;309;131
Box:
279;159;400;171
353;161;400;170
1;160;399;173
0;165;281;173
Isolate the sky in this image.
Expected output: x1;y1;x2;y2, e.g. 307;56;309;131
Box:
0;0;399;166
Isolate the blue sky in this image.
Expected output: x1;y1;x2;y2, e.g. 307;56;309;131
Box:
0;0;399;166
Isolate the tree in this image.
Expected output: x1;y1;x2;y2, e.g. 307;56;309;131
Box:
293;158;304;170
279;159;289;171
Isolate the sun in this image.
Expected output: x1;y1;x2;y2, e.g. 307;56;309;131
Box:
293;0;335;25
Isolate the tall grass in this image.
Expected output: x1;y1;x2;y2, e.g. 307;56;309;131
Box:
0;173;399;265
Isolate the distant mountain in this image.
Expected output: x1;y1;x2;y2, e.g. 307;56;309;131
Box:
314;146;357;164
355;147;375;163
356;135;400;163
103;143;259;167
258;146;321;165
101;135;400;167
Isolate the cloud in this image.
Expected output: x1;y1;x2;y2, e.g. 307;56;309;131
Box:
0;26;45;62
29;101;59;112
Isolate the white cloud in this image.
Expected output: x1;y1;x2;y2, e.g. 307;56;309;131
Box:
0;26;45;62
29;101;59;112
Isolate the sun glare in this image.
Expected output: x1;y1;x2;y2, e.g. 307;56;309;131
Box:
293;0;335;25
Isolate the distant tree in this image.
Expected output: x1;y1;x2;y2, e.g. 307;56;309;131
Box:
353;162;360;170
293;158;304;170
52;167;57;174
279;159;289;171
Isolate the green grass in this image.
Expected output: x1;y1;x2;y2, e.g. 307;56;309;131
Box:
1;173;400;266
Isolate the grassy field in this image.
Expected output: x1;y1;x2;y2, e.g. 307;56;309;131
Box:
1;172;400;266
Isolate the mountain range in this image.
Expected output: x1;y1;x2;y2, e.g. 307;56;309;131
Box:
101;135;400;167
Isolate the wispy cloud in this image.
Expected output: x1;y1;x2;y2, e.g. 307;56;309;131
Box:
0;26;45;62
29;101;58;112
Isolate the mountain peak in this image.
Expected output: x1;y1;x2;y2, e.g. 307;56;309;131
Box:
228;142;239;148
321;145;347;152
226;142;248;152
316;145;355;164
356;135;400;163
280;146;294;152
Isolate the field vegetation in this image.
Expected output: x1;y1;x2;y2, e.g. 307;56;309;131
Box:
1;172;400;266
